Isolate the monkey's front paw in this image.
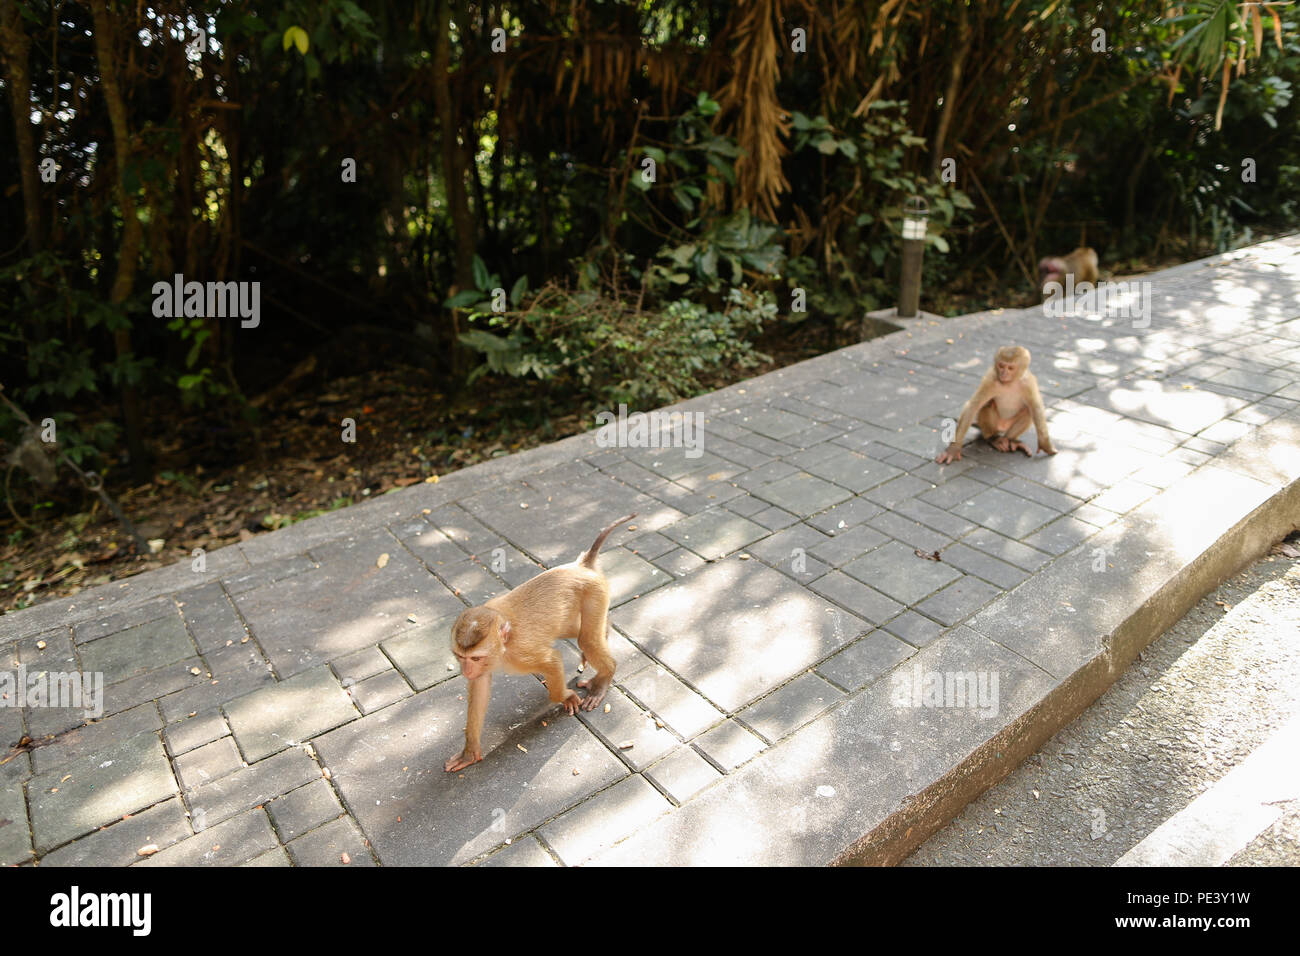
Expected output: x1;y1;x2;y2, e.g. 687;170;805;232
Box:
444;750;482;772
562;691;581;716
1038;444;1058;456
935;447;962;464
1009;440;1032;457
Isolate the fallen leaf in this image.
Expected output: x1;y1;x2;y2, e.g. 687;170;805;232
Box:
914;549;942;561
341;852;351;864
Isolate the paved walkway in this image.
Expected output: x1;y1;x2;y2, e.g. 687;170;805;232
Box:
2;237;1298;866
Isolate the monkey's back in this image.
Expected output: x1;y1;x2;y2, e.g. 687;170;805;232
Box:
485;561;608;644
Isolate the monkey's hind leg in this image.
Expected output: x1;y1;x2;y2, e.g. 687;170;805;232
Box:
575;590;616;712
1000;405;1034;456
541;652;581;716
976;404;1008;451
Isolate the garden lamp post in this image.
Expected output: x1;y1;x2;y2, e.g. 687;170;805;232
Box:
898;197;929;318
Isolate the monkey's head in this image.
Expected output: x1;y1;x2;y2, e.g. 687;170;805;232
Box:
994;346;1029;384
450;607;511;680
1039;257;1065;293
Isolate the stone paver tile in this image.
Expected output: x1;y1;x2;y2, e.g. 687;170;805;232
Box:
723;493;768;517
739;673;845;744
867;511;954;553
267;779;344;842
662;510;769;561
220;554;318;597
381;618;460;691
136;807;277;867
803;450;903;494
232;527;464;677
39;797;191;867
842;540;962;605
539;774;671;866
243;847;292;866
618;665;725;739
479;836;558;867
31;702;161;775
158;666;275;724
602;548;673;604
313;685;627;866
745;523;830;571
645;746;722;804
0;760;31;865
1089;477;1161;514
613;557;867;712
287;816;375;866
915;576;1003;627
953;486;1059;539
652;547;707;578
996;476;1082;513
575;685;678;771
961;527;1053;572
808;571;905;626
807;523;887;567
588;626;1055;866
751;471;853;514
176;581;252;651
892;497;980;539
733;460;799;490
29;731;177;854
816;631;916;691
805;497;884;533
175;735;245;791
1071;503;1120;529
72;597;176;645
78;614;196;686
15;627;74;666
624;530;677;560
1022;514;1101;555
696;720;766;771
861;474;935;508
164;711;230;757
186;747;321;832
435;558;507;606
919;475;989;510
937;543;1030;590
333;646;393;686
882;610;946;648
749;505;801;530
225;665;358;761
348;669;413;715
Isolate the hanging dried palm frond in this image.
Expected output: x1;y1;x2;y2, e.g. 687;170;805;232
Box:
718;0;791;219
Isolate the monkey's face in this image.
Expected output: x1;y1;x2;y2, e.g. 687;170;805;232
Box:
996;360;1018;383
450;608;509;680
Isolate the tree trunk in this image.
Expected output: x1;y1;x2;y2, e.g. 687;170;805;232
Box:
89;0;150;483
930;2;971;180
433;0;475;291
0;0;45;252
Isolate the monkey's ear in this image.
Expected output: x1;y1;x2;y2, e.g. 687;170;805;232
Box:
500;619;512;644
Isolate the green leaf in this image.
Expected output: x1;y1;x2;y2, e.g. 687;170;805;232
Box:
509;275;529;307
445;289;483;309
472;255;490;291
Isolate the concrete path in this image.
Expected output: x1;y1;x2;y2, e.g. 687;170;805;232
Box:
2;237;1298;866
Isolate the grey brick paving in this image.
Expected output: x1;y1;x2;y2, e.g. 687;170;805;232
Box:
225;665;358;761
2;238;1297;866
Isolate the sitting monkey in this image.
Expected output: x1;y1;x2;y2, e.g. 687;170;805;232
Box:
444;513;636;772
1039;247;1098;297
935;345;1057;464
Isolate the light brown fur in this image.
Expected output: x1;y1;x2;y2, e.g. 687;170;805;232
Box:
936;346;1056;464
1039;246;1099;296
444;513;635;772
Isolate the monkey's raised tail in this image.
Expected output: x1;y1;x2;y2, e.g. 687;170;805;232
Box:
580;513;637;569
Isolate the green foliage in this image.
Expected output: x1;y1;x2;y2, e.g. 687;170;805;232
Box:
449;261;775;407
